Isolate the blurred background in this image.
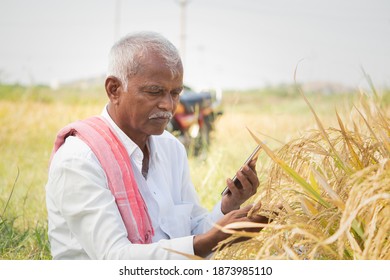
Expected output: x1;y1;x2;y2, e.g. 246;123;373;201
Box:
0;0;389;90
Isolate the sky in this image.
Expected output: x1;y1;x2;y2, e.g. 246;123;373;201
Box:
0;0;389;90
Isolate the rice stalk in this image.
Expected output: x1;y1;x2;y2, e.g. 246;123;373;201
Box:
336;111;364;170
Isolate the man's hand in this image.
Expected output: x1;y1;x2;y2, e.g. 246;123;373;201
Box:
193;204;269;258
221;158;259;214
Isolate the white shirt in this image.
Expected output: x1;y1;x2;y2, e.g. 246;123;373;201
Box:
45;107;224;259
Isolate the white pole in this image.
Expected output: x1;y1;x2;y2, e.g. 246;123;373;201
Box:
114;0;121;41
177;0;189;64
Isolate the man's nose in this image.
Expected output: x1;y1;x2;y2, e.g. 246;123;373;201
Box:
158;93;175;111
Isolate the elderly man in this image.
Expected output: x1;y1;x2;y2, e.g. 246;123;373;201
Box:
45;31;265;259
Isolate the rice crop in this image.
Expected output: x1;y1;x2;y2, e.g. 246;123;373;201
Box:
213;86;389;260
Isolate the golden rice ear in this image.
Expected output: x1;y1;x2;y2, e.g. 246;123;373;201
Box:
311;167;345;210
246;127;331;208
300;197;318;216
247;202;261;218
336;110;364;170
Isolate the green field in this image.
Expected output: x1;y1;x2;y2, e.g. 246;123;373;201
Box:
0;83;388;259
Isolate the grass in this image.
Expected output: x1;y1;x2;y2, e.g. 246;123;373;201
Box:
0;85;107;259
0;82;388;259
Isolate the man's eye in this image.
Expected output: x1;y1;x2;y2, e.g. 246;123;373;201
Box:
146;89;162;95
171;91;181;99
172;89;183;96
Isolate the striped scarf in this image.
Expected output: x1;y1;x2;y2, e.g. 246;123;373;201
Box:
50;116;154;244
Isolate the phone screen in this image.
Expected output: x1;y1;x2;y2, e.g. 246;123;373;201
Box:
221;144;262;196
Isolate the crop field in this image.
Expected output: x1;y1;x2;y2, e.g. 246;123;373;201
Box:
0;83;389;259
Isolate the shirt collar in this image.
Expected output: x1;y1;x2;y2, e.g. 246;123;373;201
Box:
101;105;159;161
148;135;159;161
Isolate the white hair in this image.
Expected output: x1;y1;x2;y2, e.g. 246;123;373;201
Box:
107;31;182;90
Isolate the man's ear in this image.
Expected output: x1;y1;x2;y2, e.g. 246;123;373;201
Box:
105;76;122;104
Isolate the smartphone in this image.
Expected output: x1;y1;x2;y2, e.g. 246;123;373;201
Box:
221;144;262;196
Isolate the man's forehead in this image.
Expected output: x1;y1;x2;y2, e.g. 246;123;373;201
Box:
139;49;182;68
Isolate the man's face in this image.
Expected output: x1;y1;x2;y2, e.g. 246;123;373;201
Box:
115;51;183;142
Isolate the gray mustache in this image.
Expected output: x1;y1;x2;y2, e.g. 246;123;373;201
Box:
149;112;173;120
